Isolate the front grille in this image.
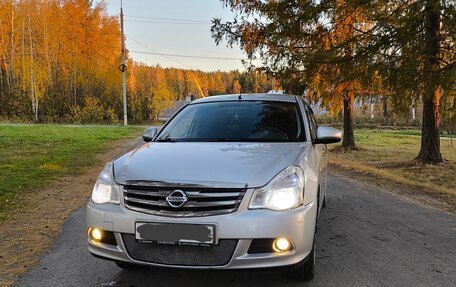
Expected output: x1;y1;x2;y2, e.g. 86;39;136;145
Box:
122;234;237;266
123;185;246;217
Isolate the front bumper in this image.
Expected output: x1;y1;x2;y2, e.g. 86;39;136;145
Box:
86;190;317;269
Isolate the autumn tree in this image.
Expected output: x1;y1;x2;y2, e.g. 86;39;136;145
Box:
367;0;455;163
123;62;273;122
0;0;121;122
212;0;455;162
0;0;276;124
211;0;375;149
231;79;241;93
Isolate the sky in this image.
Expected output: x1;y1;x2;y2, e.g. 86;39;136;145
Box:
104;0;248;72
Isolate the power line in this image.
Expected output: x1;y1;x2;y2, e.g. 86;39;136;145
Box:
125;15;211;23
126;35;244;62
126;35;193;69
129;50;244;61
124;20;210;25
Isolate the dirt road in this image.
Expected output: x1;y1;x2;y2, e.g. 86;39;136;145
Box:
0;136;142;286
13;172;456;287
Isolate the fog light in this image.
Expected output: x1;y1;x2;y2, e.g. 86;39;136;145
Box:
88;227;103;242
273;238;292;253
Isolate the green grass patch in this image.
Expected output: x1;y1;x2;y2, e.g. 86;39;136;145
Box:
329;129;456;195
0;125;142;214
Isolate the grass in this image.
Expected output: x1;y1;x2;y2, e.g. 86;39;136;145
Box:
0;125;142;215
1;125;453;214
329;129;456;196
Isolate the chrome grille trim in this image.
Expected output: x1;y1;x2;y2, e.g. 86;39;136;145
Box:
184;200;241;207
124;196;168;207
123;185;246;217
123;205;240;217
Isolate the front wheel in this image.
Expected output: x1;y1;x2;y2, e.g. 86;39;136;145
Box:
289;223;316;282
289;243;315;281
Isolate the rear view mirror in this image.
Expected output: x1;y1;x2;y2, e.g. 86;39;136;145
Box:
314;126;342;144
142;127;158;142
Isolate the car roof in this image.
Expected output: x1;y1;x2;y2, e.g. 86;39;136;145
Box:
190;93;298;104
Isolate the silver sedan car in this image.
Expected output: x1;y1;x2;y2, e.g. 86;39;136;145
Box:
86;94;341;281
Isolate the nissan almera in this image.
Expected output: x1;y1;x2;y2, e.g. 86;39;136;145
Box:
86;94;341;281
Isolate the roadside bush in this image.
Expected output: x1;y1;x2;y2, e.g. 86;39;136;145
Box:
70;97;119;124
104;107;118;124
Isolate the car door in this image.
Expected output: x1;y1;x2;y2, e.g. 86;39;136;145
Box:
305;105;327;213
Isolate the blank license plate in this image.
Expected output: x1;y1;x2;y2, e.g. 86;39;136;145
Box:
135;222;215;245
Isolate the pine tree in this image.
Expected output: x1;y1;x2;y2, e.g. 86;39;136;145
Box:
211;0;372;149
211;0;455;162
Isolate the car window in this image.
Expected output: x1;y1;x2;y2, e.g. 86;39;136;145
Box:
164;107;196;138
156;101;305;142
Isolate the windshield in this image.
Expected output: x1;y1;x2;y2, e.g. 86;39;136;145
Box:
156;101;305;142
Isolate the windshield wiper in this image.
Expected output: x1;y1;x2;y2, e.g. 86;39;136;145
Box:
156;138;177;142
156;138;283;142
203;138;253;142
205;138;289;142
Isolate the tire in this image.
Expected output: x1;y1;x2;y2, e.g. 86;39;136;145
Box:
289;240;316;281
115;261;143;270
322;192;327;209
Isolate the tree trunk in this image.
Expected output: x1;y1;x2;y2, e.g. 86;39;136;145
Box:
342;91;356;149
382;96;388;117
412;98;416;120
339;3;356;150
370;96;374;121
27;11;38;122
0;64;3;103
9;1;14;87
416;0;442;164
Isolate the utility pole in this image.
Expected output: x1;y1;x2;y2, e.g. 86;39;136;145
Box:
120;0;128;126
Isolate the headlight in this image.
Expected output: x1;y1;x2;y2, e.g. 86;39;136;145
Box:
91;163;120;204
249;166;304;211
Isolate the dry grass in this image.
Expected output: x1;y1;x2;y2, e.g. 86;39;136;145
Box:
0;125;142;220
0;126;142;286
329;129;456;196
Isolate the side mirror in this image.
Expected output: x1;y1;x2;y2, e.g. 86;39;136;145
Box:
314;126;342;144
142;127;158;142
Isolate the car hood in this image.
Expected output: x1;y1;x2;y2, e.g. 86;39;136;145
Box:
113;142;307;188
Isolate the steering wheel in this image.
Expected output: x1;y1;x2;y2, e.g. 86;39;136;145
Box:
266;127;289;140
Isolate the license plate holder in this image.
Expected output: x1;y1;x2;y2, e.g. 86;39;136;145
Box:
135;222;215;246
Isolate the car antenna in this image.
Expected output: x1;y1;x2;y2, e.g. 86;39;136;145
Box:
238;94;242;101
